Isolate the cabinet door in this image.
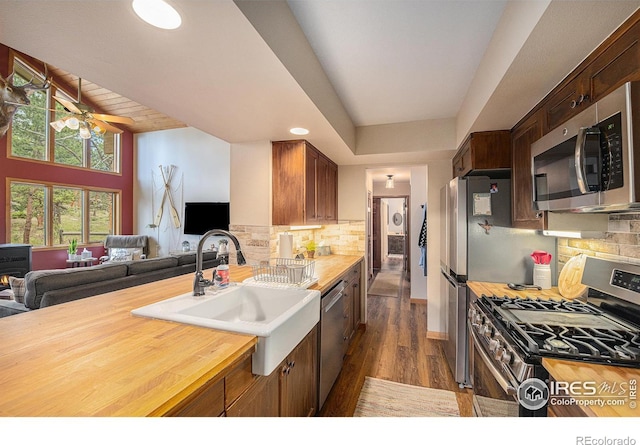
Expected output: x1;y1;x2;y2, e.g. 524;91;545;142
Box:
589;18;640;104
305;145;319;223
342;282;353;352
169;377;225;417
351;274;361;333
317;155;329;221
452;140;470;177
280;325;318;417
544;75;591;133
511;111;545;230
324;161;338;222
226;371;280;417
272;141;306;225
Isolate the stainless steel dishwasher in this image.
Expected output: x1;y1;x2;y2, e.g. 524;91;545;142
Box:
318;280;347;409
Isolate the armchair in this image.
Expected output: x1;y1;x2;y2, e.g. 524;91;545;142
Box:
99;235;149;263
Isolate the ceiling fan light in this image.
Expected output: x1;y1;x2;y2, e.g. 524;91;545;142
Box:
385;175;395;189
66;117;80;130
93;124;106;135
79;122;92;140
50;119;66;132
132;0;182;30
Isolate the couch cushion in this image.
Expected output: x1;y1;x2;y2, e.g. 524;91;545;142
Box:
173;251;217;266
126;256;178;275
24;263;128;310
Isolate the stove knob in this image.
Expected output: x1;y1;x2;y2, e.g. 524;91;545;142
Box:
500;349;512;364
489;338;499;352
494;346;505;360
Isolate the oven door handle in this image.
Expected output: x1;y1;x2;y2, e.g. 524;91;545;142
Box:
469;325;518;396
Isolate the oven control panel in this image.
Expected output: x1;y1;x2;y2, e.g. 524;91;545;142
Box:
611;269;640;293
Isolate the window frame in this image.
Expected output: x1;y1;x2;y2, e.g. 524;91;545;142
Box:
6;52;122;175
7;178;122;249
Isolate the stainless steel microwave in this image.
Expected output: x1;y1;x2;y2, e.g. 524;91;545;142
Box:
532;81;640;212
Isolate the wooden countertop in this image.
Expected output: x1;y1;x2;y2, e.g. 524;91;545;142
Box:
468;281;640;417
0;254;363;416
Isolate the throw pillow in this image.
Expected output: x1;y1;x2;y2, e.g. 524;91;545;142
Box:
9;276;25;304
109;248;133;262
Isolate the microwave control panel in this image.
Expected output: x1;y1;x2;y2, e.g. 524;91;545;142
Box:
599;112;624;191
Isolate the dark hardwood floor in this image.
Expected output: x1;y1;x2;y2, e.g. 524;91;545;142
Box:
319;255;473;417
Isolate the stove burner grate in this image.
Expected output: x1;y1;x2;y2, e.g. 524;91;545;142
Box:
520;323;640;362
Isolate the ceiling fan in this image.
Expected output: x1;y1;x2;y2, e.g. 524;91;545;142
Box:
50;78;134;138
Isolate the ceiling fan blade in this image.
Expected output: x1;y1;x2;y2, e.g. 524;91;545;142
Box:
53;96;82;114
87;118;123;134
90;113;134;124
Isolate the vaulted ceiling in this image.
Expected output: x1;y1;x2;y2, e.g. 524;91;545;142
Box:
1;0;639;172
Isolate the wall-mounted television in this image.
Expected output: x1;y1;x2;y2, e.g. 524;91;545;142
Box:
183;202;230;235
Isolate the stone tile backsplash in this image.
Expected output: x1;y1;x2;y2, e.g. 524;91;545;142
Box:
230;221;366;264
558;213;640;267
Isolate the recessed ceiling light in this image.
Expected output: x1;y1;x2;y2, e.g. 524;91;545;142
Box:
290;127;309;135
132;0;182;30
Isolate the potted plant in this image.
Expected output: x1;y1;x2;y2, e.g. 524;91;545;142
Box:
305;240;316;259
68;239;78;260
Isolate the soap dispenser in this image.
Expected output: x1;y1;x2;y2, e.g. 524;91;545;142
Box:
213;257;230;288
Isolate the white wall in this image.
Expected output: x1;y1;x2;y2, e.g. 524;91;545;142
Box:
134;127;231;256
408;166;427;301
385;198;405;235
338;165;367;221
229;140;272;226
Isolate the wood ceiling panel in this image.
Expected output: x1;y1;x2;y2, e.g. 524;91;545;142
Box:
45;63;186;134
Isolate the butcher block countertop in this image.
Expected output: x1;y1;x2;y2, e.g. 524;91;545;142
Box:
0;254;363;417
468;281;640;417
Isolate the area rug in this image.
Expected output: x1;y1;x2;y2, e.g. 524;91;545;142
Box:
368;272;402;297
353;377;460;417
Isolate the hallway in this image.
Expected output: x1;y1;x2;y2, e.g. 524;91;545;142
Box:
319;256;473;417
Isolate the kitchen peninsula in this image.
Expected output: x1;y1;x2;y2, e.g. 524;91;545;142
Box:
0;255;363;417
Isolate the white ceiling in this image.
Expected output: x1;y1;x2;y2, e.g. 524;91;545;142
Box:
287;0;507;127
1;0;639;185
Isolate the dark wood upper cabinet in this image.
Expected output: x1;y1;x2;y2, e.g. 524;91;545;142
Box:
511;8;640;228
452;130;511;178
272;140;338;226
511;110;546;230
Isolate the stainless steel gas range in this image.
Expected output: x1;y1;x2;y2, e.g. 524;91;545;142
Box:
468;256;640;417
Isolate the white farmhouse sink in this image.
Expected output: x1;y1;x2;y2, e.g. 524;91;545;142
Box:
131;284;320;375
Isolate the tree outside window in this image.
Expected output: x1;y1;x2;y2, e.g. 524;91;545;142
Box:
9;181;118;248
9;56;121;173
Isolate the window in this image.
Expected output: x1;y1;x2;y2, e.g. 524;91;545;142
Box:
9;56;121;173
9;181;119;248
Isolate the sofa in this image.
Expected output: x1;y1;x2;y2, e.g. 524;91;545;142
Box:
0;251;222;318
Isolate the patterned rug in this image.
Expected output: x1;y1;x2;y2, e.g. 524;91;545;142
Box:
368;272;402;297
353;377;460;417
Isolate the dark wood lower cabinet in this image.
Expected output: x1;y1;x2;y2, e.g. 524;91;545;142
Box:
280;325;318;417
226;324;318;417
226;370;280;417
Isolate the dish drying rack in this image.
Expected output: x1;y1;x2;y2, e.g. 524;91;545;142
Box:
244;258;317;289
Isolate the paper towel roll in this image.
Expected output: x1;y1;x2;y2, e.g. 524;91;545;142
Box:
279;233;293;258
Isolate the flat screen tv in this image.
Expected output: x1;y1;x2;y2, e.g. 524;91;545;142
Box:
183;202;230;235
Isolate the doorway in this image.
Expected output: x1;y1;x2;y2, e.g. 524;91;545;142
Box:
369;195;410;297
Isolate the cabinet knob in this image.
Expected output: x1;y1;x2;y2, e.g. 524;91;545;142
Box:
570;99;578;109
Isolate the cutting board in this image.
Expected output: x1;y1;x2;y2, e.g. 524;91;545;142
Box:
558;254;588;299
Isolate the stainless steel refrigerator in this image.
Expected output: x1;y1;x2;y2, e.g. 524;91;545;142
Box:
439;175;557;387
